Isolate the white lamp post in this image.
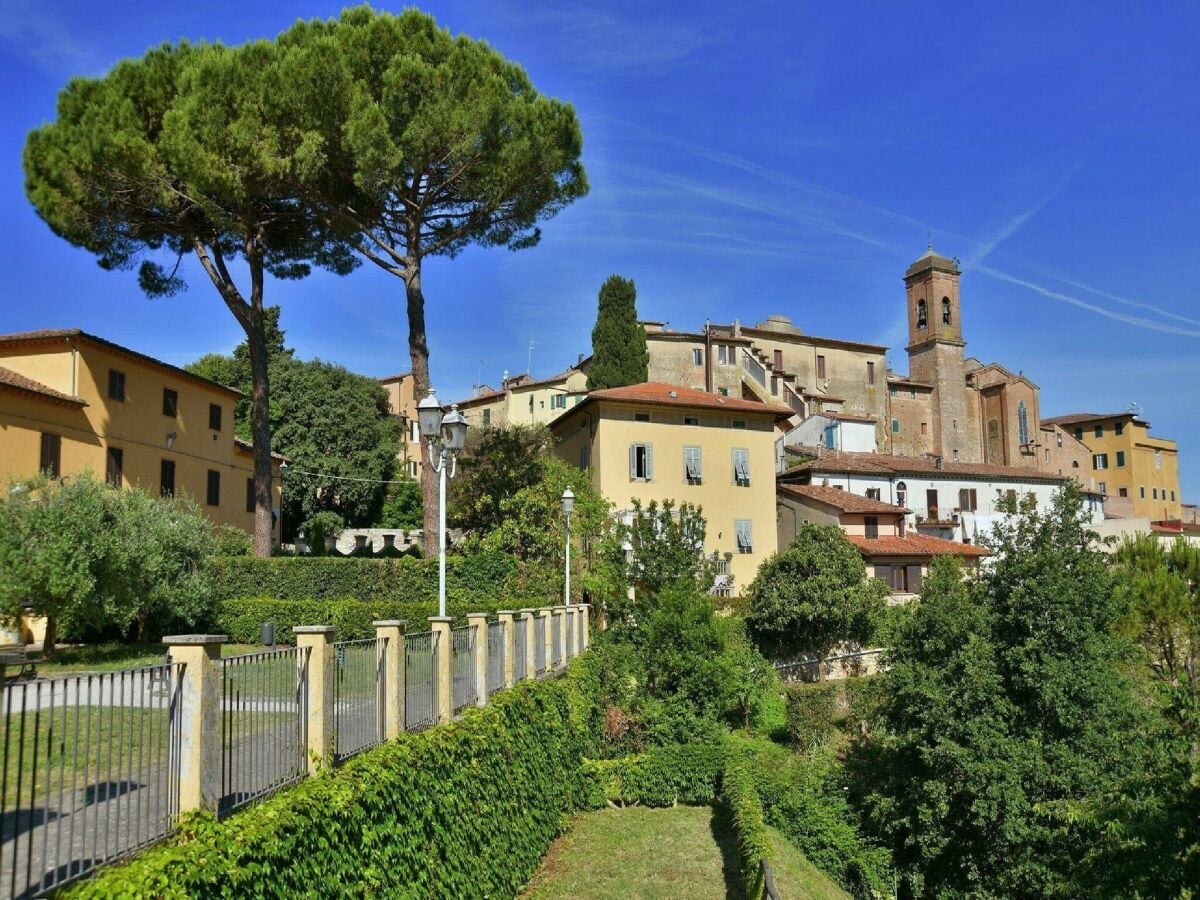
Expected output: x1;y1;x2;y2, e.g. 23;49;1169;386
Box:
418;391;468;618
278;460;288;552
561;487;574;606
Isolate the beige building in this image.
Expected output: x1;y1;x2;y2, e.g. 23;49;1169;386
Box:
458;360;589;431
1041;411;1182;520
552;382;791;595
0;329;281;537
379;372;423;480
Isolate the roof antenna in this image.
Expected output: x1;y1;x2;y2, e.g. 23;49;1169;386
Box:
527;339;538;375
927;230;933;251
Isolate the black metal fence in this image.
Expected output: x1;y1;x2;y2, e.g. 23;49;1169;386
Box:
0;663;183;899
450;627;477;714
486;622;505;696
404;631;438;733
333;639;385;762
217;647;308;817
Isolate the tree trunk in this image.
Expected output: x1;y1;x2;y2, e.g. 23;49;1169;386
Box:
246;313;275;558
816;650;826;683
404;265;439;555
42;615;57;660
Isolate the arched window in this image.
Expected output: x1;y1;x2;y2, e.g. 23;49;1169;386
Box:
896;481;907;508
916;300;927;329
1017;400;1030;446
942;297;951;325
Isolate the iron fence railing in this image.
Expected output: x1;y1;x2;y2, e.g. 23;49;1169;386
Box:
534;616;547;677
404;631;438;733
566;613;576;660
550;615;562;670
486;622;505;697
0;663;184;899
451;627;477;715
217;647;308;818
333;638;385;763
741;348;767;387
513;622;527;683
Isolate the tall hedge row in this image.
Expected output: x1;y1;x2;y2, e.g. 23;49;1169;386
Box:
67;662;603;899
580;741;726;808
721;754;773;900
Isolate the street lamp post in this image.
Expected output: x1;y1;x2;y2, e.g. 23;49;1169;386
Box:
561;488;574;606
278;460;288;553
418;391;468;618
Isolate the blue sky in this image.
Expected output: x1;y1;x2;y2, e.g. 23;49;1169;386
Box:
2;1;1198;498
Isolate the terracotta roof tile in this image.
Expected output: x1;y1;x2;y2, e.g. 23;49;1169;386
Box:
811;411;876;424
583;382;792;417
846;533;990;558
233;436;288;462
786;450;1067;483
777;483;908;514
0;366;86;406
1041;412;1143;427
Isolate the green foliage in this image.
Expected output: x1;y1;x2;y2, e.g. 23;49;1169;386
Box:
378;479;423;530
723;619;779;730
721;754;772;900
0;475;217;654
854;485;1150;898
786;684;838;751
211;524;253;558
450;424;555;535
581;741;726;808
587;275;649;390
67;663;602;899
300;510;345;556
748;523;886;679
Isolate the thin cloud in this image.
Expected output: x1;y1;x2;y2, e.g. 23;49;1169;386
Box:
0;0;94;74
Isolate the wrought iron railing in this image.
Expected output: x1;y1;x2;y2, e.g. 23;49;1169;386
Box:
513;621;527;682
550;615;563;670
404;631;438;733
333;638;385;762
534;616;547;677
451;627;477;714
741;348;767;387
486;622;505;697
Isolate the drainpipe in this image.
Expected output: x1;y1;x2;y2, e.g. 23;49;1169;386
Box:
67;337;78;397
704;321;713;393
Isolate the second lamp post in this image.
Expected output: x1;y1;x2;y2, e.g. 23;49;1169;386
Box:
417;391;468;618
561;487;574;606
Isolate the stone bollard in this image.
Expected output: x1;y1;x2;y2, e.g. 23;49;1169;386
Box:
163;634;226;813
294;626;336;774
429;616;453;723
374;620;406;740
519;609;537;681
466;613;489;707
496;611;516;687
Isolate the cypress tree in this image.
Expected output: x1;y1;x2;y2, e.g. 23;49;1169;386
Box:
588;275;649;390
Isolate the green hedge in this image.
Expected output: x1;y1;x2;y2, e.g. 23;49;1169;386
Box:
210;551;530;606
721;754;772;900
785;683;838;750
67;662;602;899
215;597;514;642
580;741;726;808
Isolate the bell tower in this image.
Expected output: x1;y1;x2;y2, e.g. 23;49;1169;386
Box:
904;245;982;463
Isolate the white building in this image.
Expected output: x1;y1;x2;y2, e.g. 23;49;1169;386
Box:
776;412;876;472
782;451;1104;545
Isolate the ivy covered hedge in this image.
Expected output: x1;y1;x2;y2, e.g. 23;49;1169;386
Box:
67;661;604;899
580;741;726;808
721;754;772;900
785;677;885;749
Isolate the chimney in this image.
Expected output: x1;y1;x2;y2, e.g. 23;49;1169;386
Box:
732;317;741;337
577;353;584;366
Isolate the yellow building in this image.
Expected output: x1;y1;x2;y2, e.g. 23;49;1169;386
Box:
379;371;423;480
458;361;590;430
0;329;281;537
1042;411;1181;520
551;382;790;595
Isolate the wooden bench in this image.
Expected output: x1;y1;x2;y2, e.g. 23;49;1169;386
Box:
0;650;45;682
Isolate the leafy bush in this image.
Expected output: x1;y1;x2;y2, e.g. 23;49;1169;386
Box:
581;741;726;808
68;662;602;899
721;754;772;900
785;683;838;750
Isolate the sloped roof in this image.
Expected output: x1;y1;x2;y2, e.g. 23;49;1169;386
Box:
1042;411;1143;427
786;450;1067;483
809;410;876;424
846;533;990;558
581;382;792;417
778;483;908;514
0;366;87;407
233;436;288;462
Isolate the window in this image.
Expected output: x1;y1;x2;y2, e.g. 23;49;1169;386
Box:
39;433;61;478
1118;487;1128;498
1171;490;1176;501
406;460;417;478
1094;424;1103;438
1155;449;1163;469
866;488;881;500
245;478;255;513
1056;432;1063;447
684;416;699;426
926;489;939;519
875;564;922;594
206;470;221;506
209;403;222;431
890;385;897;398
959;488;978;512
1098;481;1107;495
692;348;703;366
579;446;589;470
410;420;420;443
942;297;951;325
896;481;907;507
1116;450;1126;467
866;361;875;385
1075;427;1084;441
771;376;779;396
684;446;703;484
1017;400;1030;445
909;388;916;399
732;448;750;486
482;408;491;426
816;355;826;378
718;387;730;397
107;369;126;401
952;449;959;461
1153;488;1158;500
865;516;879;539
917;299;927;329
735;519;753;553
774;349;783;370
1093;453;1108;470
629;443;653;481
160;459;175;497
635;412;650;422
551;394;567;409
921;422;928;435
1115;421;1125;436
891;418;900;433
162;388;178;417
1140;486;1145;499
731;419;747;429
106;446;123;487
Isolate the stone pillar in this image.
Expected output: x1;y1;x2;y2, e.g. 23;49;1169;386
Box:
294;626;336;774
466;613;489;707
496;611;515;687
519;609;537;681
429;616;453;723
537;608;554;676
554;606;570;668
565;606;579;658
374;619;406;740
579;603;591;650
163;634;226;813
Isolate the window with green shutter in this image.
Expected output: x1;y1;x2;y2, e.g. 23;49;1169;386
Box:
684;446;702;484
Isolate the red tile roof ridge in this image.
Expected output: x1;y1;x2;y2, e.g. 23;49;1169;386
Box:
585;382;792;416
777;482;909;514
0;365;86;406
845;533;990;557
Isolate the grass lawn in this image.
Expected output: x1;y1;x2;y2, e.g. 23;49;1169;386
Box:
521;805;744;900
766;824;852;900
30;642;270;676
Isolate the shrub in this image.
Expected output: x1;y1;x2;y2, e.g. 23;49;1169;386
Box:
68;662;602;899
580;741;726;808
721;754;772;900
786;683;838;750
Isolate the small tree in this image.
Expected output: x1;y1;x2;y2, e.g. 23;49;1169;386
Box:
625;499;715;596
588;275;649;390
450;425;555;536
747;523;886;681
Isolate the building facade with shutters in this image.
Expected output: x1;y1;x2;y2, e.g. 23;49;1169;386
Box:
379;371;424;481
551;382;790;594
456;362;590;431
0;329;281;537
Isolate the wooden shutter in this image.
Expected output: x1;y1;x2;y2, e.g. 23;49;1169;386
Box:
207;470;220;506
39;433;60;478
969;489;977;511
106;447;123;487
629;444;637;480
160;460;175;497
906;565;923;593
644;445;653;481
865;517;879;539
